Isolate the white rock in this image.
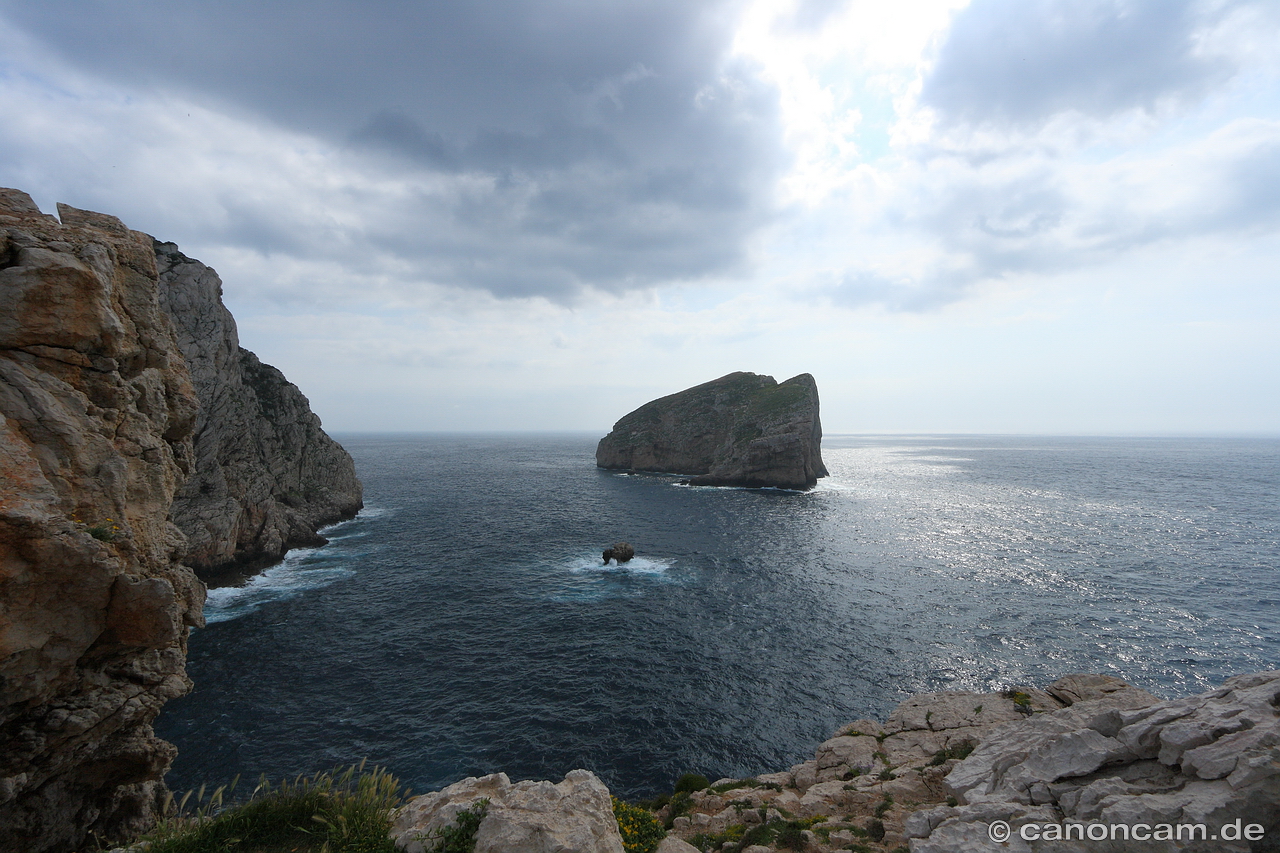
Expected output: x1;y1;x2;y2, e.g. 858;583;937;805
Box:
798;779;849;809
654;836;701;853
814;734;878;776
915;672;1280;852
790;759;817;791
390;769;624;853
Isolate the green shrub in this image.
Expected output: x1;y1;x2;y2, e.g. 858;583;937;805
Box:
663;790;693;829
673;774;710;794
866;818;885;842
419;799;488;853
689;823;745;851
874;795;893;819
143;763;403;853
774;821;807;850
613;797;666;853
928;743;975;765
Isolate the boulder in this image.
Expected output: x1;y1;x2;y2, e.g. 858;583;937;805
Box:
390;770;625;853
603;542;635;565
596;372;827;490
654;837;701;853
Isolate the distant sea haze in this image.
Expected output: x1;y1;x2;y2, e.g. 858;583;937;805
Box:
156;434;1280;799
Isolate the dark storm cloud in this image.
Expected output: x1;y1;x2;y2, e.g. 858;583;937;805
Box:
920;0;1243;127
0;0;783;298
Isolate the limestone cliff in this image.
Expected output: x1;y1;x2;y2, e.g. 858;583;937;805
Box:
0;189;205;851
596;372;828;490
154;242;362;580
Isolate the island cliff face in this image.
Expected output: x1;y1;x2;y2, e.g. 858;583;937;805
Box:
0;189;205;851
595;372;828;490
155;242;362;580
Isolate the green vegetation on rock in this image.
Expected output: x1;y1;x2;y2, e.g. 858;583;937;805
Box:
613;797;667;853
419;799;488;853
139;764;402;853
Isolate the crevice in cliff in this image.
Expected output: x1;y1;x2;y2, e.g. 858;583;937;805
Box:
1;237;19;270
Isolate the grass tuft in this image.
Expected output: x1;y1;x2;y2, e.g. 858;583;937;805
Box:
141;762;403;853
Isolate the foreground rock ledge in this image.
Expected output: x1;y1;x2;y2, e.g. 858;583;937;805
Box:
596;372;828;490
385;672;1277;853
651;671;1279;853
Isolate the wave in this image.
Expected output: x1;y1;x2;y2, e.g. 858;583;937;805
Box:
566;554;672;575
203;548;356;624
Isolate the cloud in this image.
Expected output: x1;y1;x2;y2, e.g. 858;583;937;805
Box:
920;0;1247;127
823;116;1280;309
0;0;784;300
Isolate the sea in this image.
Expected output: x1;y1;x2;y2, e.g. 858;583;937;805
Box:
154;434;1280;800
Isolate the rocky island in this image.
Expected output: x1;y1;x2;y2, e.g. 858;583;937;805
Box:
0;188;360;852
596;372;828;490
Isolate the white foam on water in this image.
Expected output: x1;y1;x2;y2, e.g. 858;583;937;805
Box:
320;505;390;536
538;552;679;602
668;481;815;494
203;549;356;624
567;554;673;575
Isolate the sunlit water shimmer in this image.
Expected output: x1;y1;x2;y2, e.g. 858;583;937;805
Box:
156;434;1280;799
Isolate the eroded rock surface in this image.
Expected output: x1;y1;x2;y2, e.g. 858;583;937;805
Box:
596;372;827;490
390;769;625;853
155;241;361;578
0;189;204;851
659;674;1159;853
910;670;1280;852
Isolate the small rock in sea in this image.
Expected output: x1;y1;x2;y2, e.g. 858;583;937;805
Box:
602;542;635;565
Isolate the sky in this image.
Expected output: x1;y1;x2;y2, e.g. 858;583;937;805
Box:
1;0;1278;434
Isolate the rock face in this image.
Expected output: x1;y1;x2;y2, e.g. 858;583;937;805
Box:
658;672;1278;853
910;670;1280;852
390;769;625;853
596;372;827;490
154;241;362;579
660;674;1161;852
0;189;205;851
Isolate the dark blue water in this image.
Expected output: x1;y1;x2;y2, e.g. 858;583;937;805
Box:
156;434;1280;799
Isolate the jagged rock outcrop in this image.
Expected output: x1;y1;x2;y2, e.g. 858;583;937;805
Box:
154;241;361;579
0;189;205;851
909;670;1280;852
596;372;827;490
391;769;625;853
659;675;1161;852
657;672;1279;853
